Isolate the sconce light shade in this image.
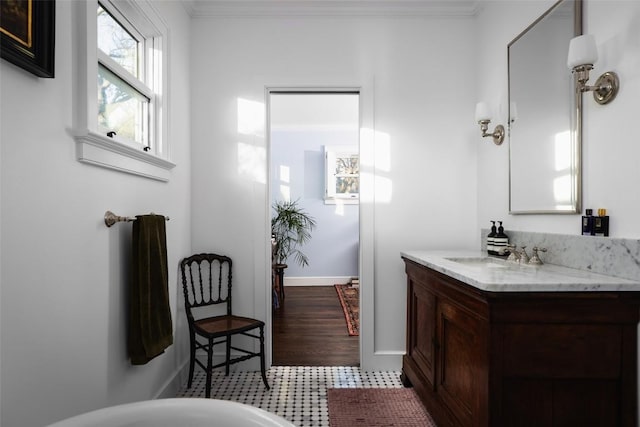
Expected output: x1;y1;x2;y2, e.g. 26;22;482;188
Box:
474;101;504;145
567;34;619;105
567;34;598;69
475;102;491;122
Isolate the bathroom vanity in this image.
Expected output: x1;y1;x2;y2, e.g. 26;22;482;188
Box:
401;251;640;427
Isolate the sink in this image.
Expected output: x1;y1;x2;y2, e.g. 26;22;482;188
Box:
444;257;509;269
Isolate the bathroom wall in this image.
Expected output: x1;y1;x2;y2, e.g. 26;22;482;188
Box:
189;13;479;369
0;1;192;426
475;0;640;239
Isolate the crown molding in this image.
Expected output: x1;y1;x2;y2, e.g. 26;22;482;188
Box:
182;0;480;18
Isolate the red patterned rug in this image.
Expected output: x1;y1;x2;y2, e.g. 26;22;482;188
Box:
327;388;437;426
335;284;359;336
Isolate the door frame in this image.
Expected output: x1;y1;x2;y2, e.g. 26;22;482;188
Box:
264;86;372;368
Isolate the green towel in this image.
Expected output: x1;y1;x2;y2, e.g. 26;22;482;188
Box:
128;214;173;365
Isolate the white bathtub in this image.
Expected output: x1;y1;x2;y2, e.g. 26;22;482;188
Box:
47;398;296;427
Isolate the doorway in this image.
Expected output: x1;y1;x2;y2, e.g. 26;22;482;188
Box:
268;90;360;366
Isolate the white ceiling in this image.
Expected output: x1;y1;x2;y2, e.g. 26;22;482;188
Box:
181;0;480;18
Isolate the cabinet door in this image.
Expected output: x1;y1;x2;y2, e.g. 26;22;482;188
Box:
499;323;624;426
437;298;487;427
408;279;436;389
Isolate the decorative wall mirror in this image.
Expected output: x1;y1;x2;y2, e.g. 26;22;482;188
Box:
508;0;582;214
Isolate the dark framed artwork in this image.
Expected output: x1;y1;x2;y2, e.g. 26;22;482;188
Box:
1;0;55;78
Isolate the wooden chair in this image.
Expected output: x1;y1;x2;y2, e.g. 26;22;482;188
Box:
180;253;269;398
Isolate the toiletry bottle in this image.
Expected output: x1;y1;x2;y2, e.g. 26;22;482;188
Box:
594;208;609;236
494;221;509;256
582;209;594;235
487;221;496;255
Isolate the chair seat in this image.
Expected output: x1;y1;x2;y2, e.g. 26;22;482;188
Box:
194;315;264;337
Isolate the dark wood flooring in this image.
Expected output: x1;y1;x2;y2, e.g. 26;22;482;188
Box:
273;286;359;366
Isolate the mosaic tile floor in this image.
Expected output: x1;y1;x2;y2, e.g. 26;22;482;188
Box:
176;366;404;427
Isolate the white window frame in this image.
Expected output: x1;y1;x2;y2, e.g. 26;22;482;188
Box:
74;0;175;181
324;145;359;205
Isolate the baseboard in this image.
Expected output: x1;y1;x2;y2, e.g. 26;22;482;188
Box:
283;276;355;287
361;351;404;372
155;359;190;399
155;352;262;399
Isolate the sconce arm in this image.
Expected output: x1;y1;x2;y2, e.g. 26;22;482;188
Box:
478;120;505;145
573;67;619;105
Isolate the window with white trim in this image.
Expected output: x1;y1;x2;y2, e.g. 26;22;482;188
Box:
74;0;174;181
324;145;359;204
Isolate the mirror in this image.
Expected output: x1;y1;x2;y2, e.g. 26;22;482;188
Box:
508;0;582;214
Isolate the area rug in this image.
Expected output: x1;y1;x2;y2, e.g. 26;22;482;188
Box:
335;284;359;336
327;388;437;427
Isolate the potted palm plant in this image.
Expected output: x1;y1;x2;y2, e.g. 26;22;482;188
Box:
271;199;316;307
271;199;317;267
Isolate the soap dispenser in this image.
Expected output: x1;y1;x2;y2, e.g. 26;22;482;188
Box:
487;221;497;255
594;208;609;236
494;221;509;256
582;209;594;235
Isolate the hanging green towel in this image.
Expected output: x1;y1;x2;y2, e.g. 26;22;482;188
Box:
128;214;173;365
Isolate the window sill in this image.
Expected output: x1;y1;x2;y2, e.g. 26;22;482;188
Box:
75;130;175;182
324;198;359;205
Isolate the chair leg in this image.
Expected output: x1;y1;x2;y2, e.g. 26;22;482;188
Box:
205;337;214;398
187;332;196;388
259;325;270;390
225;335;231;376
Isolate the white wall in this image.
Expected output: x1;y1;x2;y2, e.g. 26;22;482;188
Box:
190;14;479;369
0;1;192;425
476;0;640;238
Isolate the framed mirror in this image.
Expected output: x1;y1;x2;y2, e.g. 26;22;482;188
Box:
508;0;582;214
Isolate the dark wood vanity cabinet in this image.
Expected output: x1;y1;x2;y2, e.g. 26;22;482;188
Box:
402;258;640;427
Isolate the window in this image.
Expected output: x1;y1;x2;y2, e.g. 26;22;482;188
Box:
325;146;359;204
97;3;151;146
74;0;174;181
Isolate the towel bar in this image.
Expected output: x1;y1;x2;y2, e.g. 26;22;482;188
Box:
104;210;170;227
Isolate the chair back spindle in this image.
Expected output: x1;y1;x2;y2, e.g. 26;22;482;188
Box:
180;253;233;318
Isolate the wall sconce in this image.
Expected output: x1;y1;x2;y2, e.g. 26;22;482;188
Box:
475;102;505;145
567;34;619;105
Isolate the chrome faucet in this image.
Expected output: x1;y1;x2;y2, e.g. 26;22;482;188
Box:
506;244;539;264
506;244;520;263
528;247;547;265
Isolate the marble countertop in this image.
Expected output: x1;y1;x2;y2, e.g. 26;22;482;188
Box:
401;250;640;292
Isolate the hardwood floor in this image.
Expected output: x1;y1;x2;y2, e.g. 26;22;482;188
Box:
273;286;359;366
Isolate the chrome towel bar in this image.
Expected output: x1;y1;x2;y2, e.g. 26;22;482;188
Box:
104;210;170;227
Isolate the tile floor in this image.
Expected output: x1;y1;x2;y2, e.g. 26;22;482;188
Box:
176;366;404;426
